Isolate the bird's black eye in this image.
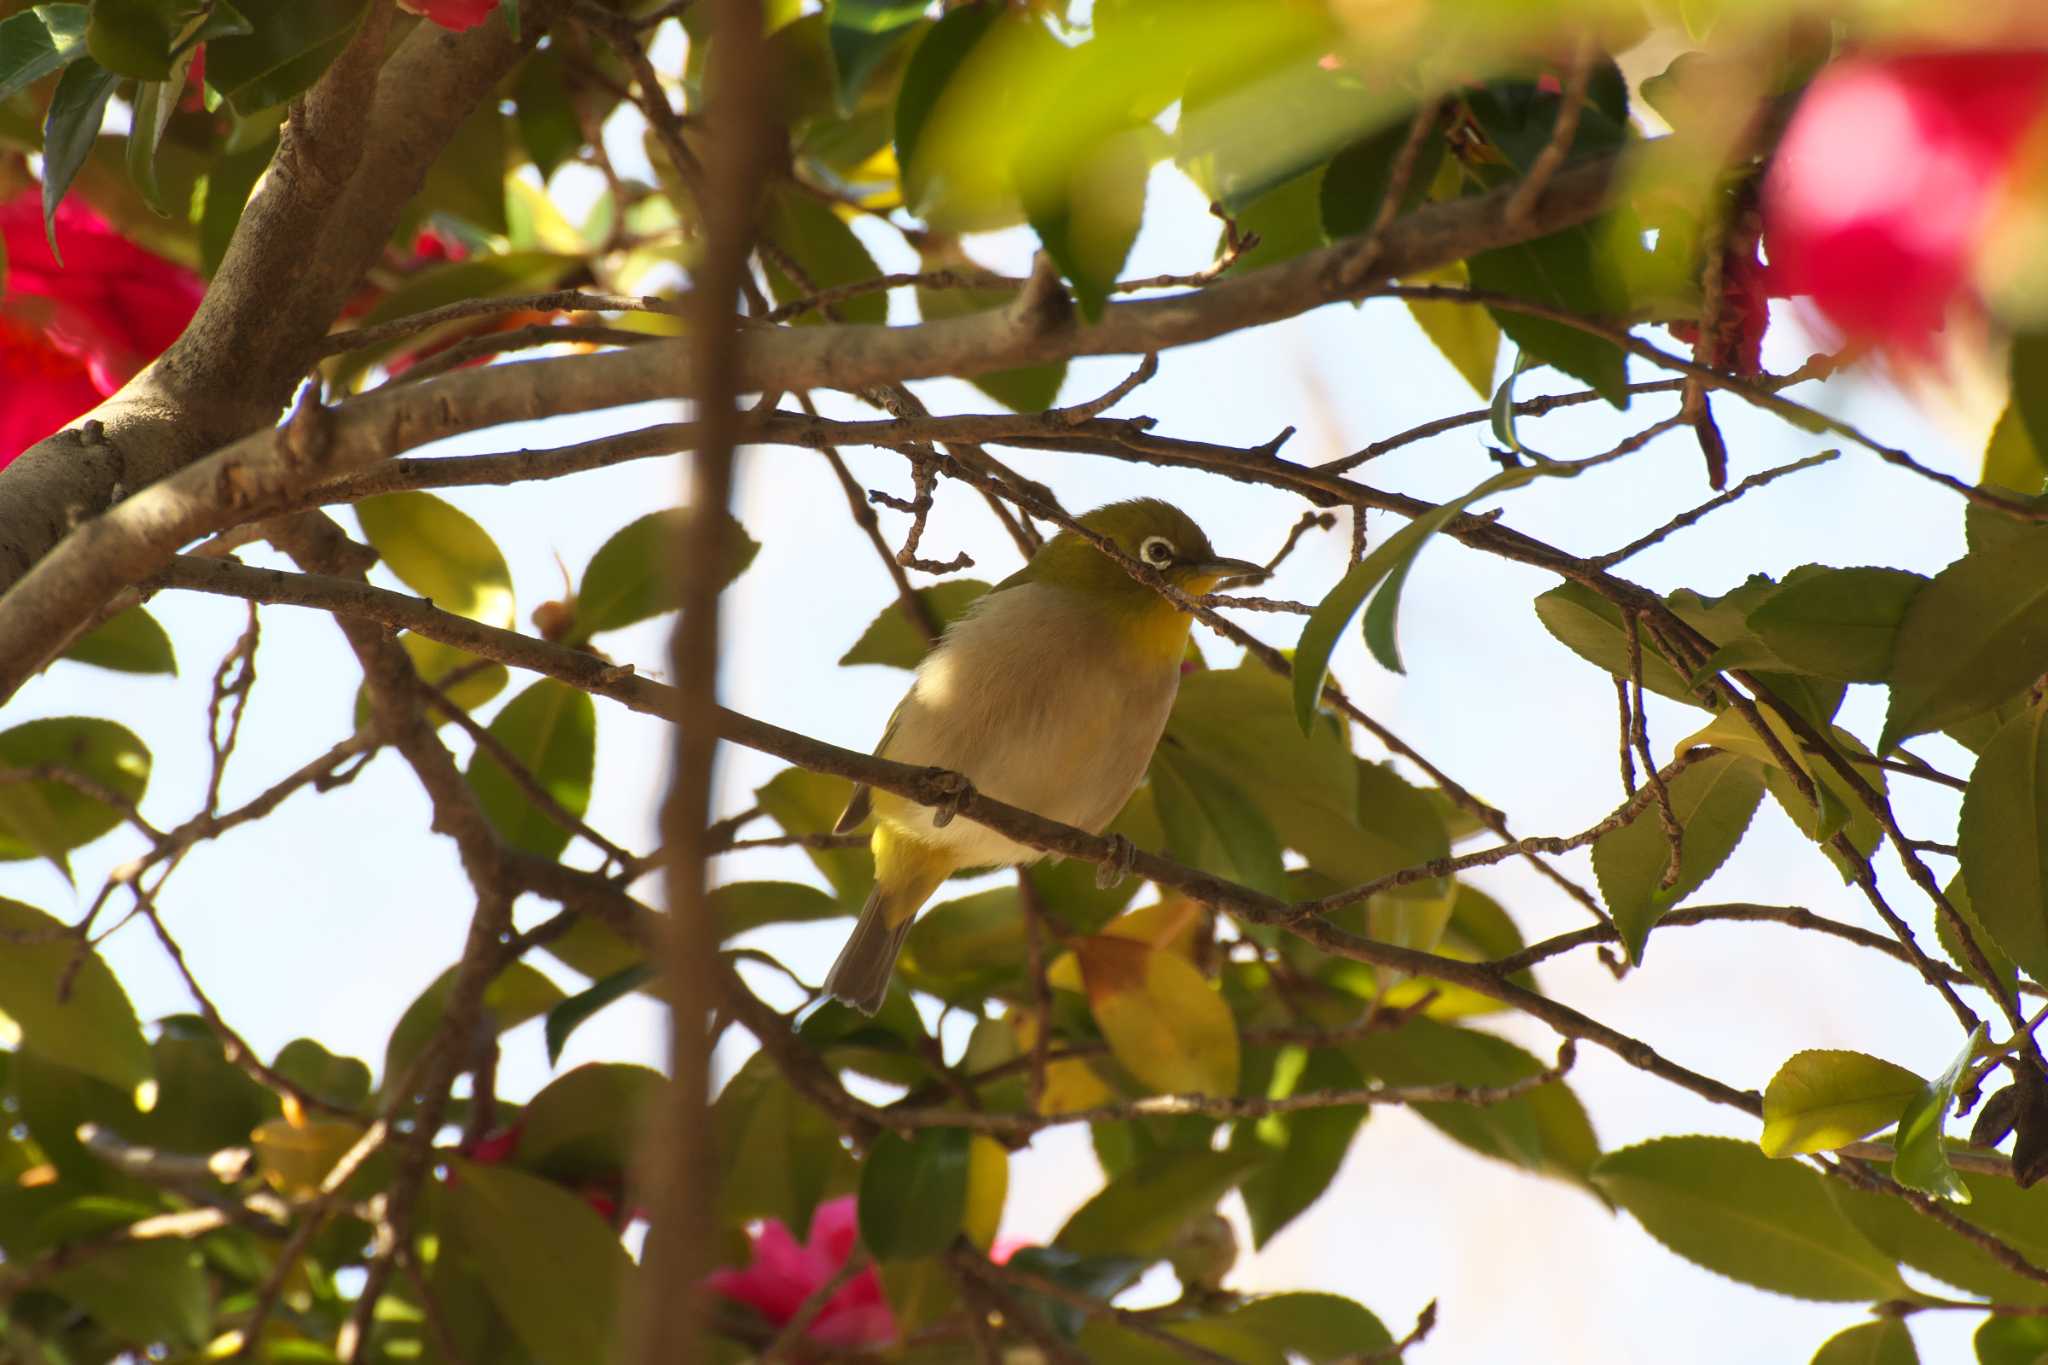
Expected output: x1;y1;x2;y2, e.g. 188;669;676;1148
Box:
1140;535;1175;566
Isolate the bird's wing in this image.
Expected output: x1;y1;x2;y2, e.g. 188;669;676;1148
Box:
832;699;905;833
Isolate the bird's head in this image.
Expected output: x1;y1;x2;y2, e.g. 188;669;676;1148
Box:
1028;498;1265;603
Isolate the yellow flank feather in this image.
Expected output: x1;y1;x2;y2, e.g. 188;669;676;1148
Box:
871;822;956;929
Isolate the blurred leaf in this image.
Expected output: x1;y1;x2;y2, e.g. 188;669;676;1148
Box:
1217;1293;1392;1362
1056;1145;1263;1261
1000;1245;1146;1339
204;0;368;113
760;184;888;325
514;46;580;179
198;133;275;275
1759;1050;1924;1158
383;962;565;1094
576;509;757;642
1812;1321;1917;1365
59;606;176;675
516;1062;661;1184
715;1051;854;1231
1883;535;2048;752
39;58;118;251
2010;332;2048;474
1022;121;1151;321
1591;1136;1903;1301
1232;1047;1367;1248
1226;166;1324;275
1405;260;1500;399
840;580;989;668
1892;1025;1982;1204
1747;567;1928;683
1319;111;1441;240
859;1127;971;1260
826;0;924;110
717;880;844;938
43;1209;209;1346
915;252;1066;411
756;767;874;904
465;678;597;862
1984;399;2048;495
443;1160;633;1365
1591;751;1764;964
1957;704;2048;986
1078;934;1239;1098
357;491;515;627
0;6;89;104
544;963;653;1064
252;1116;369;1199
123;53;190;213
272;1038;371;1111
1937;873;2015;998
901;886;1026;1004
0;900;151;1098
0;716;151;867
895;4;1056;232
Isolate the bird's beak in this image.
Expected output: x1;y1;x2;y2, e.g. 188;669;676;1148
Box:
1191;557;1268;589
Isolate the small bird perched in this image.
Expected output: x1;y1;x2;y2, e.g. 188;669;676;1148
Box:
824;498;1263;1014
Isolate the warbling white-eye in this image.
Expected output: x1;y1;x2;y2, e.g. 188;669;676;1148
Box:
824;498;1264;1014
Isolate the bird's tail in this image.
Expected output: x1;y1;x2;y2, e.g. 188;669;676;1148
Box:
824;827;951;1015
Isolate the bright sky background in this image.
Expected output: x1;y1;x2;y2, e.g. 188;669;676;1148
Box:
2;50;2017;1365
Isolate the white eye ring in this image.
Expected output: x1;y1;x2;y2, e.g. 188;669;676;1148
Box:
1140;535;1176;566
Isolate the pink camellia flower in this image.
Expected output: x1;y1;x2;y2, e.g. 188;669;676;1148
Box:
1762;50;2048;354
706;1196;898;1350
400;0;501;31
0;192;204;466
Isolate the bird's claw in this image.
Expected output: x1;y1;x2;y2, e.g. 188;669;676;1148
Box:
925;768;974;828
1095;833;1137;889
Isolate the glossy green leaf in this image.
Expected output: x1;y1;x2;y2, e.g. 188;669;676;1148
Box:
1319;111;1441;240
1295;463;1553;726
1977;1314;2048;1364
39;57;119;253
442;1160;632;1365
826;0;924;109
1812;1321;1917;1365
715;1050;855;1232
1150;743;1288;899
204;0;369;112
1677;707;1885;884
1467;227;1630;406
543;963;653;1064
760;184;888;325
1882;534;2048;752
840;579;989;668
1533;580;1699;703
357;491;515;627
1827;1167;2048;1305
1592;751;1764;964
1759;1050;1924;1158
60;605;176;675
1023;122;1151;321
1057;1146;1264;1261
895;4;1053;232
0;716;151;866
0;6;89;104
515;1062;661;1184
1747;566;1930;683
1078;934;1240;1098
1892;1025;1983;1203
575;510;757;641
1957;704;2048;986
756;766;874;905
1224;1293;1392;1362
1232;1048;1368;1249
465;678;597;862
382;962;565;1094
900;887;1026;1003
859;1127;971;1260
271;1038;371;1111
0;900;152;1098
1592;1136;1904;1301
1937;873;2016;998
514;46;580;179
716;880;844;938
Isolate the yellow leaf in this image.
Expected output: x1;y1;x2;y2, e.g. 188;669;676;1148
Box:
1100;896;1203;958
964;1136;1008;1249
1403;260;1500;399
252;1118;367;1200
1010;1009;1116;1115
1077;937;1240;1098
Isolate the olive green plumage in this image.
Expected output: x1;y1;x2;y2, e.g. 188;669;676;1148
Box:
824;499;1261;1014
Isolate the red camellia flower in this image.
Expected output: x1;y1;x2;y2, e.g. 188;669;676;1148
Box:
706;1197;898;1350
1763;50;2048;354
0;192;204;466
401;0;501;31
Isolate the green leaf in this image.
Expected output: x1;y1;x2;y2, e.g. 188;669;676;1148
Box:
1759;1050;1925;1158
1977;1315;2048;1364
760;184;888;325
1958;704;2048;986
198;132;275;276
39;57;118;254
826;0;925;110
353;632;509;732
1812;1320;1917;1365
1747;566;1930;683
514;47;580;180
0;900;152;1098
1937;873;2016;998
900;887;1026;1004
204;0;369;112
0;5;89;104
1533;580;1699;703
840;580;989;668
575;510;757;642
756;767;874;905
1591;1135;1904;1301
514;1062;661;1185
382;962;564;1094
1828;1167;2048;1305
1406;260;1501;399
859;1127;971;1261
716;880;844;938
1057;1146;1264;1261
47;1227;210;1346
1295;463;1554;726
1023;122;1150;321
542;963;653;1065
1892;1025;1983;1203
1150;744;1288;898
1216;1294;1392;1363
1232;1048;1368;1249
715;1051;854;1231
441;1161;633;1365
1592;751;1765;964
357;491;515;627
1226;167;1326;276
464;678;597;862
1467;228;1630;406
914;259;1066;411
1676;707;1884;884
2011;332;2048;472
1882;534;2048;752
125;58;189;215
88;0;203;79
895;4;1054;232
1349;1017;1598;1189
1319;111;1442;240
0;716;151;866
1984;399;2048;495
271;1038;371;1111
1078;935;1241;1098
59;606;176;675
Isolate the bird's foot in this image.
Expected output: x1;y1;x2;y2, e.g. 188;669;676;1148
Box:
924;768;975;827
1095;833;1138;889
